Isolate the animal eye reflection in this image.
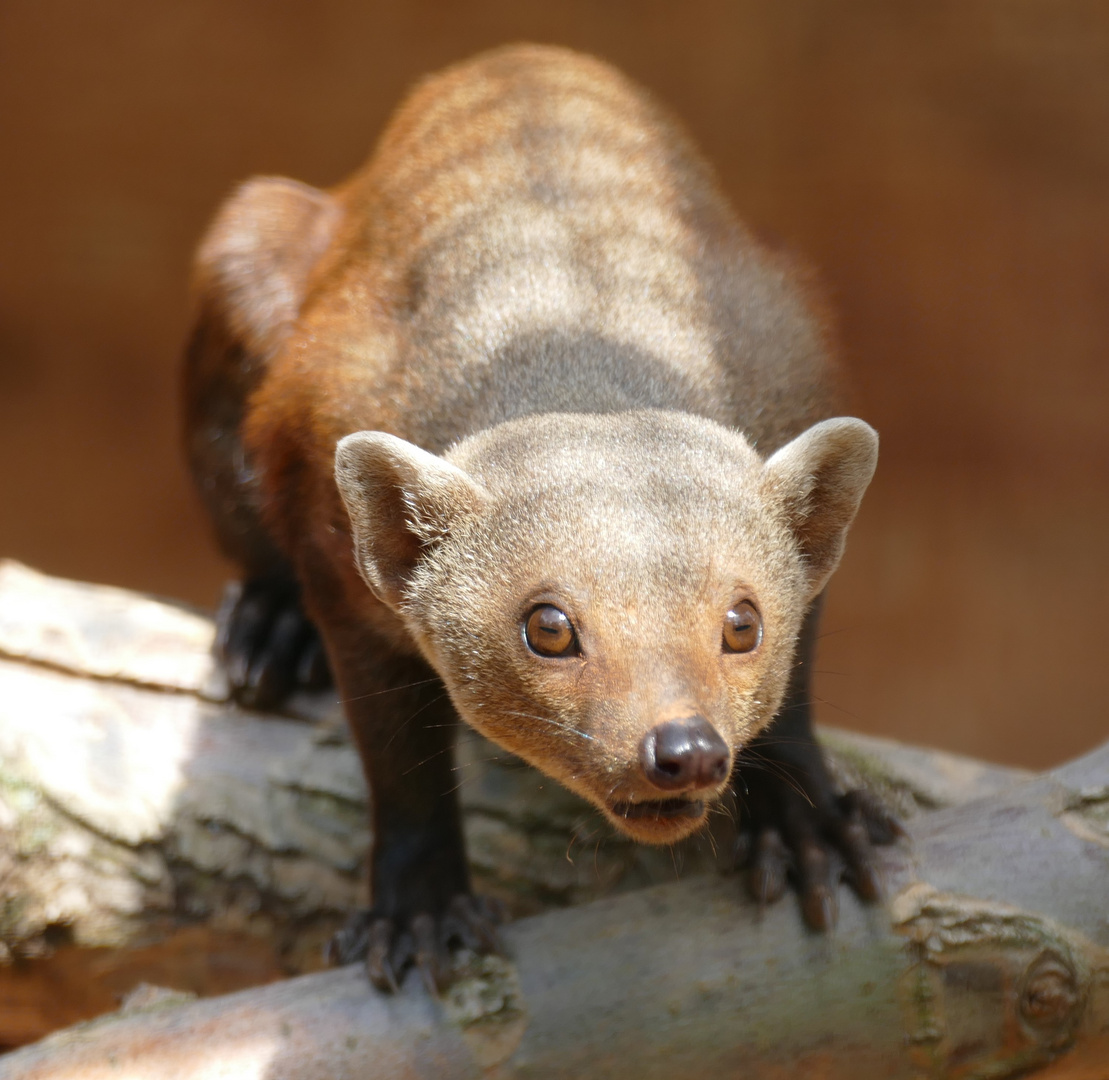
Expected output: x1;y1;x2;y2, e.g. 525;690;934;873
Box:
524;604;579;658
723;601;762;654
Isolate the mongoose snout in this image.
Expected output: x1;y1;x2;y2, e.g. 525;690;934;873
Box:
639;715;731;792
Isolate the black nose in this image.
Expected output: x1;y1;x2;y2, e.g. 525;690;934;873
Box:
640;716;731;791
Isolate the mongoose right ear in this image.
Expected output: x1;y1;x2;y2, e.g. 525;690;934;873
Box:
762;418;879;600
335;432;488;608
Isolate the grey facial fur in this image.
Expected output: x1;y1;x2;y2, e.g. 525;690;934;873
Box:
336;410;876;839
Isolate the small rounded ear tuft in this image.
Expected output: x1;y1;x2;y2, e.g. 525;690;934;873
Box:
335;432;487;609
763;418;878;599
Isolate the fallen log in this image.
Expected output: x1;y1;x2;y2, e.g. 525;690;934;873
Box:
5;743;1108;1079
1;560;1105;1076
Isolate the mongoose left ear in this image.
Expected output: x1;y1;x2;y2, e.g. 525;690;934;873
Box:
335;432;488;609
762;418;878;599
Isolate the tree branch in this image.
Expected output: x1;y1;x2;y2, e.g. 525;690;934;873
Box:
2;560;1105;1077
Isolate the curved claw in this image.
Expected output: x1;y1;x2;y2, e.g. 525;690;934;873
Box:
411;913;442;996
794;836;838;930
367;918;399;993
746;827;789;910
834;808;885;903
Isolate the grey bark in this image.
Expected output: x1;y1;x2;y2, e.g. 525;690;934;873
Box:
2;559;1105;1078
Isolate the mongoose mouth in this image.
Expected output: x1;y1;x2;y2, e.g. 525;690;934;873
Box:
610;797;706;822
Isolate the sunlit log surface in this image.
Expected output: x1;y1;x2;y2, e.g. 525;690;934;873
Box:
1;560;1106;1077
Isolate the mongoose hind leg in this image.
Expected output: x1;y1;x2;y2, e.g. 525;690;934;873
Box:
732;597;903;929
215;577;332;711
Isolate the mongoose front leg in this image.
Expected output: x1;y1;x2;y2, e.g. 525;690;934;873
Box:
320;639;502;992
733;597;903;928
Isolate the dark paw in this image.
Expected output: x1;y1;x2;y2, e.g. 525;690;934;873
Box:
735;782;903;930
326;895;506;994
215;578;332;711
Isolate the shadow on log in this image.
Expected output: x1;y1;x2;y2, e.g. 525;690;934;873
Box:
1;560;1106;1077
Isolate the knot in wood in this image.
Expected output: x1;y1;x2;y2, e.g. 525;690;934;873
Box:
1019;952;1078;1032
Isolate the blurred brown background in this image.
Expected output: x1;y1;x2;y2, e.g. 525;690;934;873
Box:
1;1;1106;769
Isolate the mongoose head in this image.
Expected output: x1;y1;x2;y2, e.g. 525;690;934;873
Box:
336;411;877;845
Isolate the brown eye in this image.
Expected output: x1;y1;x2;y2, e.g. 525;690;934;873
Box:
524;604;579;658
723;601;762;654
